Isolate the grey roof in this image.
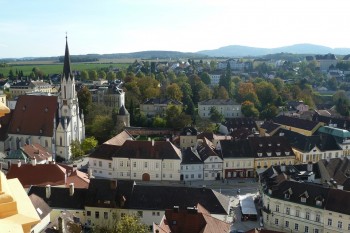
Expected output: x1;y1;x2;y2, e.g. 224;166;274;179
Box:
219;139;254;158
198;99;239;105
181;147;203;164
273;115;321;131
29;194;52;220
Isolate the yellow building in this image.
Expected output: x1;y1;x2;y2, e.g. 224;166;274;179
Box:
0;171;40;233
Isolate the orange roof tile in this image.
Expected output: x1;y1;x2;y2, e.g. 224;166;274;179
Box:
21;143;52;162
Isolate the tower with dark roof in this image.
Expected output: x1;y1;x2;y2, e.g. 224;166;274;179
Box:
116;105;130;134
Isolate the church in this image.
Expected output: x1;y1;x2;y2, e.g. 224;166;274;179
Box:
5;38;85;161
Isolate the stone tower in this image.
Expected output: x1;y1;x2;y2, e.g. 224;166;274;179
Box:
116;105;130;133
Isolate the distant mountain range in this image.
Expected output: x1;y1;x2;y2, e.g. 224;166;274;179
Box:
198;44;350;57
3;43;350;62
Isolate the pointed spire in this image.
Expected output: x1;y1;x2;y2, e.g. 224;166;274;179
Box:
63;34;72;80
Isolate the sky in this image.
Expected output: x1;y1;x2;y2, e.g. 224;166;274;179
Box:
1;0;350;58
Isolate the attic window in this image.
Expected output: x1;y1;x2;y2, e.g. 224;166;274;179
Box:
267;152;272;156
301;197;307;203
277;143;280;146
258;153;263;157
16;128;20;132
284;193;290;199
316;200;322;206
39;129;43;134
268;143;272;147
276;152;281;156
259;144;263;147
285;151;290;156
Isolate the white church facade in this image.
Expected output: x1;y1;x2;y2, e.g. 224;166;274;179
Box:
5;38;85;161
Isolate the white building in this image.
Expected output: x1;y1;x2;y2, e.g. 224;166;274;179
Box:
180;147;203;181
197;138;223;180
198;99;242;119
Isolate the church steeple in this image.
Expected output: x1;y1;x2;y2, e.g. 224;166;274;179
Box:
63;35;72;80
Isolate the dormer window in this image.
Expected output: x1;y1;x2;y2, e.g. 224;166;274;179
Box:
276;152;281;156
284;193;290;199
268;189;272;195
258;153;263;157
316;200;322;206
267;152;272;156
259;143;263;147
301;197;307;203
277;143;280;146
268;143;272;147
285;151;290;156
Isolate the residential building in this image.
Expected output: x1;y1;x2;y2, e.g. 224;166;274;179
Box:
180;147;203;181
179;126;198;150
28;178;229;229
5;38;85;160
6;163;90;189
153;204;230;233
29;194;52;233
276;128;343;163
260;161;350;233
0;171;40;233
218;139;255;178
250;136;296;175
198;99;242;119
140;98;182;117
197;138;223;180
285;100;309;114
3;143;52;165
313;113;350;131
90;139;182;181
9;80;54;97
317;126;350;157
94;83;125;109
272;115;323;136
315;53;337;72
258;121;281;136
218;117;258;136
208;73;222;86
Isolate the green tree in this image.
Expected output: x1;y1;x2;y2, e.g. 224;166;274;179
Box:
152;116;167;127
209;60;217;71
115;215;148;233
98;70;106;80
80;70;89;81
209;107;224;123
166;83;183;101
165;105;192;129
116;70;126;81
81;136;98;154
200;72;211;85
87;115;114;144
8;69;14;80
70;140;84;159
241;101;259;118
260;104;278;120
89;70;98;81
217;86;229;99
77;86;92;115
106;71;117;82
255;81;278;107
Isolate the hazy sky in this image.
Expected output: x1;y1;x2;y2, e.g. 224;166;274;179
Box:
1;0;349;58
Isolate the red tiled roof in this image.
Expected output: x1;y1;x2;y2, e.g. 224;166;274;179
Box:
6;163;89;188
21;143;52;162
155;203;230;233
8;95;57;137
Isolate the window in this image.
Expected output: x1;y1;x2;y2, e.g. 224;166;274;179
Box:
198;174;202;178
286;207;290;215
316;214;320;222
137;211;143;218
305;226;309;233
314;229;319;233
104;212;108;219
226;162;228;168
328;218;332;226
185;175;189;179
191;174;194;178
170;174;172;178
156;163;159;169
152;212;156;216
275;205;280;212
120;172;123;177
275;218;279;225
296;210;300;217
121;213;125;217
212;173;215;177
306;212;310;220
301;197;306;203
338;221;342;229
93;160;97;166
108;163;112;169
87;211;91;216
133;162;136;168
95;211;99;219
285;221;289;228
156;174;159;178
294;223;299;231
120;161;123;167
133;173;136;177
205;173;208;177
186;166;188;170
127;161;130;167
348;224;350;231
144;162;148;168
99;161;102;167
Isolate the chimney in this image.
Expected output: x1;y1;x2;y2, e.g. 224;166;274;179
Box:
17;160;21;167
32;158;37;166
58;216;64;233
152;139;155;147
88;168;93;178
281;163;286;172
46;184;51;199
110;180;117;189
173;206;179;213
69;183;74;196
72;164;77;172
307;162;313;172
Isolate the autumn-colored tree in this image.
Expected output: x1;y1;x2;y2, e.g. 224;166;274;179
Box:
217;86;229;99
166;83;183;101
241;101;259;118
